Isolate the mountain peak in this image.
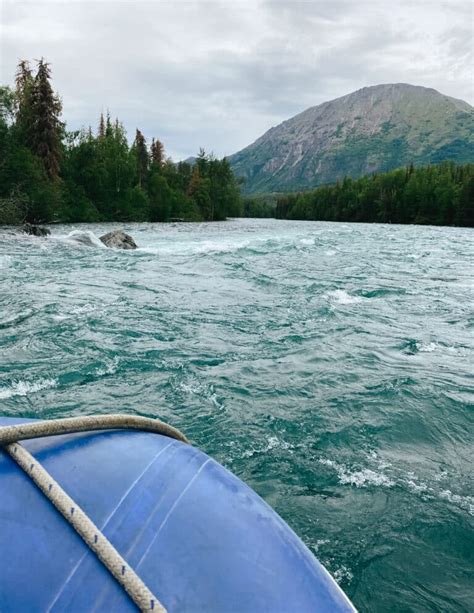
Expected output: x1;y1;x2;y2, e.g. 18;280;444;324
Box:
229;83;473;193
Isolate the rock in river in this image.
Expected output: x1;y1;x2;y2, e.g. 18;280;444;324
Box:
22;223;50;237
99;230;137;250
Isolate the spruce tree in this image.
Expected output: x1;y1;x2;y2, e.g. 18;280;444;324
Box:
133;129;148;188
14;60;34;139
98;113;105;139
29;59;63;180
150;138;164;168
105;111;113;138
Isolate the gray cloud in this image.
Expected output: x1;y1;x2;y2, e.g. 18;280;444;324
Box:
1;0;472;160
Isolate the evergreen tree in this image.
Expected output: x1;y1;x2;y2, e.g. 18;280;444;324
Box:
14;60;34;135
29;59;63;180
98;113;105;139
133;128;148;188
150;138;165;168
105;111;113;138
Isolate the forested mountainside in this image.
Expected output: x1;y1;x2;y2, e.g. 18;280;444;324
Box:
229;83;473;194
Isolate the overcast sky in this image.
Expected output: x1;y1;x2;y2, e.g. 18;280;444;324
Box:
1;0;472;160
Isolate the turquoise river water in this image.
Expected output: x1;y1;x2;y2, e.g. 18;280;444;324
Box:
1;218;473;612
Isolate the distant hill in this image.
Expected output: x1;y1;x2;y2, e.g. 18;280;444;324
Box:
228;83;474;194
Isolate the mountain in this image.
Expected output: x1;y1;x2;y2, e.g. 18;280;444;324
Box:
228;83;473;194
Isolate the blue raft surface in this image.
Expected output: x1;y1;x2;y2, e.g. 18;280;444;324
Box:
0;417;355;612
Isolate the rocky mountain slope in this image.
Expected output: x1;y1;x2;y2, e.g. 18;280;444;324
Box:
228;83;473;193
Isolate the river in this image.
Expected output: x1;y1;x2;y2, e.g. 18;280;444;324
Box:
1;218;473;612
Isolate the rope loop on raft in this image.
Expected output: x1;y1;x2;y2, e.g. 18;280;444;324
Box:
0;413;189;446
0;414;190;613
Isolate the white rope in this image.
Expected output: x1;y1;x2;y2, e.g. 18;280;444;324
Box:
1;415;190;612
0;413;189;446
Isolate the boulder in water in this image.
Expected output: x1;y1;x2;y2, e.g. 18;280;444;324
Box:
99;230;137;250
22;223;50;237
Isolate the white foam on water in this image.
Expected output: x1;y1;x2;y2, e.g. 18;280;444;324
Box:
406;479;429;494
70;303;96;315
0;378;57;399
327;290;362;305
300;238;315;246
210;394;224;410
333;566;354;585
403;474;474;515
314;539;330;552
178;381;202;395
415;341;438;353
96;357;120;377
194;240;250;254
137;235;299;257
319;458;394;488
265;435;293;452
137;239;252;256
325;250;337;256
63;230;107;248
51;303;97;322
319;458;337;468
439;490;474;516
321;457;474;516
339;468;395;487
241;435;293;458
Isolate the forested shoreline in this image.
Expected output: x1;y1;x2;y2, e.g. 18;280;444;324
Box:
1;60;472;228
275;162;474;226
0;60;242;224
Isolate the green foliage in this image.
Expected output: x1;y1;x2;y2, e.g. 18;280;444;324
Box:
275;162;474;227
242;196;276;218
28;59;63;180
150;138;164;168
0;86;16;124
0;189;29;224
0;59;243;225
132;129;149;189
14;60;34;141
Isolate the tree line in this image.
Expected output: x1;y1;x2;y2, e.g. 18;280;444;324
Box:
1;60;472;227
275;162;474;226
0;59;242;224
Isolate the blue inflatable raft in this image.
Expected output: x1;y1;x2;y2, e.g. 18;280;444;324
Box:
0;416;354;612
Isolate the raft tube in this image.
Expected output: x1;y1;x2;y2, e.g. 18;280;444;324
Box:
0;416;355;612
